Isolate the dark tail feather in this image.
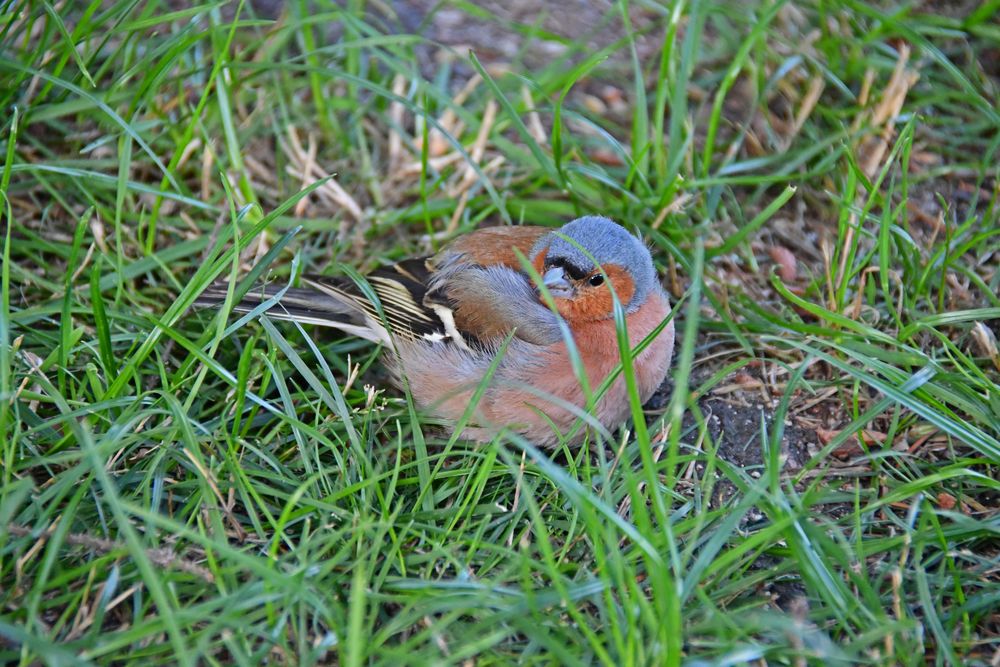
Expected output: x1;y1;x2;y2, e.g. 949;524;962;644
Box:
193;281;387;342
193;258;451;346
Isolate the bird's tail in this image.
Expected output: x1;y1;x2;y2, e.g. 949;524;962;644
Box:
193;279;391;344
192;259;451;346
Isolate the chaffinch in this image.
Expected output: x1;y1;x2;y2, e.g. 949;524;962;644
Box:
197;216;674;446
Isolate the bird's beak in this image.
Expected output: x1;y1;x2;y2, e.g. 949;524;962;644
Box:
540;266;573;298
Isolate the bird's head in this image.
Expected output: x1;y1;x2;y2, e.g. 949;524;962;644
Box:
530;216;658;322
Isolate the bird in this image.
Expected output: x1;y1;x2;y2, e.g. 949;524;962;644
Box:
195;216;675;447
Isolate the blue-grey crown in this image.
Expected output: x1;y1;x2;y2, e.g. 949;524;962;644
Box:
530;216;656;312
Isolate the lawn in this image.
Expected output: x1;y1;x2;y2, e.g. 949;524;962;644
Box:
1;0;998;664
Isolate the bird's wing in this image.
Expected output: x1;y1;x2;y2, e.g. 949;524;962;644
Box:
300;259;458;344
194;226;556;347
424;225;563;346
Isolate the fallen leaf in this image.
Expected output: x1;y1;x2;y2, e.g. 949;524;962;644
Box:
768;245;798;282
936;492;957;510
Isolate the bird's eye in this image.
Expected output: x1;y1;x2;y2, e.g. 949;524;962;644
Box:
588;274;605;287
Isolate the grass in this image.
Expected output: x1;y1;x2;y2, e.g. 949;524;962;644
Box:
1;0;998;664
